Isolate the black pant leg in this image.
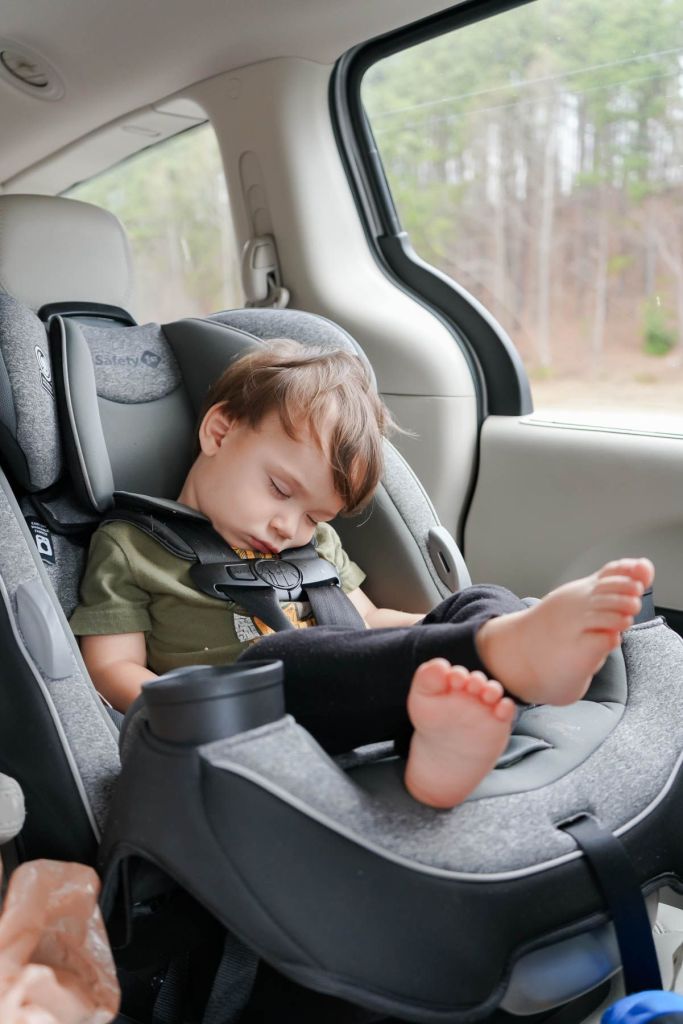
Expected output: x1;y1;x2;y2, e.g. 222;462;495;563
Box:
237;584;526;755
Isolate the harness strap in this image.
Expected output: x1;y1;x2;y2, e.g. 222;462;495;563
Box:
560;814;662;994
103;503;365;633
151;951;189;1024
212;581;296;633
201;930;259;1024
306;578;367;629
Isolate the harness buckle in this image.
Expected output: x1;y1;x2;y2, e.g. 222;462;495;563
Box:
190;555;340;604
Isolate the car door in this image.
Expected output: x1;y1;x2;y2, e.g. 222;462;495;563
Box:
336;0;683;624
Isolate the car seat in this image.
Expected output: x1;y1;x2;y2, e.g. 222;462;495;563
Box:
1;193;683;1024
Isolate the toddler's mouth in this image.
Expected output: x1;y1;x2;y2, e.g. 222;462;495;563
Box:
249;537;278;555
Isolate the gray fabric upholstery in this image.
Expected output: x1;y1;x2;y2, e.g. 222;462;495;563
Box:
0;473;119;833
334;479;447;610
81;322;182;403
0;295;62;490
0;773;24;843
19;491;94;618
209;308;376;387
59;317;195;510
349;444;451;607
206;619;683;876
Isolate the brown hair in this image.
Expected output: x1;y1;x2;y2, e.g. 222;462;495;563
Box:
201;340;394;513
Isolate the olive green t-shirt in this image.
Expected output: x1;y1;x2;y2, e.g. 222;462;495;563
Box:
70;521;366;675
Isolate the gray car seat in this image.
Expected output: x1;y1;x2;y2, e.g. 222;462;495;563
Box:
1;194;683;1024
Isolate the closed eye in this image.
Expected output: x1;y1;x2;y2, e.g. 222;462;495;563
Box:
270;478;321;528
269;478;288;499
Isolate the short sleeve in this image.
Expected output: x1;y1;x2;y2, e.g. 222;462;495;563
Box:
313;522;366;593
69;526;152;636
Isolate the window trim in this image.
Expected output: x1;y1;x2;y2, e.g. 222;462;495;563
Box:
330;0;535;416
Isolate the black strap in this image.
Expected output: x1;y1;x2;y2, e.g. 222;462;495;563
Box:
216;583;296;632
39;300;136;326
172;515;365;629
103;508;198;560
201;931;259;1024
307;579;366;629
561;814;662;994
29;480;99;538
105;503;366;632
152;952;190;1024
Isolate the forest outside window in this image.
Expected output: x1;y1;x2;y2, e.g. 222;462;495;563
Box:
362;1;683;432
67;124;242;324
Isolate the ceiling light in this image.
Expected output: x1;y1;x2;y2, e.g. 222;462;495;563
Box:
0;40;64;100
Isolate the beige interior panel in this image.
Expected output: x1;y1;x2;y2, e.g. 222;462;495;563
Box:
189;58;479;534
465;416;683;608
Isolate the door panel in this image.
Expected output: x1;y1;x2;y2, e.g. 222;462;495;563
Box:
465;416;683;611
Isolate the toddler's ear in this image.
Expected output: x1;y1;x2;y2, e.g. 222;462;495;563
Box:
198;403;232;455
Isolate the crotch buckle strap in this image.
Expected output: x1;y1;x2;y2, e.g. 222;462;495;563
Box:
559;813;662;995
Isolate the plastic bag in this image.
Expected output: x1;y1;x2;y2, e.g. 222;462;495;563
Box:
0;859;120;1024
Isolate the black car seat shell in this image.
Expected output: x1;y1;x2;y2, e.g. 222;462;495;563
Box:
0;193;682;1023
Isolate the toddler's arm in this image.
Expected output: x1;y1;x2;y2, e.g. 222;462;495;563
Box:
347;587;424;628
80;632;157;713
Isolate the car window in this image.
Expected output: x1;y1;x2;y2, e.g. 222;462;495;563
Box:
362;0;683;432
67;124;242;323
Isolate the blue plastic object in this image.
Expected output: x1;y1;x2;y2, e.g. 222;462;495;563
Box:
603;991;683;1024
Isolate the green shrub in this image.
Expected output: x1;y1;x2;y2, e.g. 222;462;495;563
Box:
643;299;677;356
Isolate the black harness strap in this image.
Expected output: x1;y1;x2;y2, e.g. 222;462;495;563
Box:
306;577;368;629
560;814;662;994
151;951;189;1024
200;931;259;1024
156;515;299;633
103;502;365;634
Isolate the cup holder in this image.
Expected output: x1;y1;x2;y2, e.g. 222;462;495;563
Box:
141;659;285;745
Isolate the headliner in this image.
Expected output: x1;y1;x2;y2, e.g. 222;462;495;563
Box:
0;0;456;186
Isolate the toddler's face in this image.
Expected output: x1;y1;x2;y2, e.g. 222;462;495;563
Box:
194;408;344;553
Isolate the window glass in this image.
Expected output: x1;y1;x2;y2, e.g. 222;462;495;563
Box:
363;1;683;430
67;124;242;323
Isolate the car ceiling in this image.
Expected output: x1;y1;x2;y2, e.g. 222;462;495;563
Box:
0;0;457;187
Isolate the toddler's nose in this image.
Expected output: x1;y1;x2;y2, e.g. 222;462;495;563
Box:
272;511;297;542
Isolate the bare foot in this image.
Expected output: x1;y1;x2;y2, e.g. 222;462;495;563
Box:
475;557;655;706
404;659;517;809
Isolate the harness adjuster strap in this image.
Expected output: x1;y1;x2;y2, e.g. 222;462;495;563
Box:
559;813;662;994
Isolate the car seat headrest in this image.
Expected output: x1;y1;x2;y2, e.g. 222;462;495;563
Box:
51;315;196;512
55;310;377;514
207;309;378;390
0;195;134;315
0;294;63;491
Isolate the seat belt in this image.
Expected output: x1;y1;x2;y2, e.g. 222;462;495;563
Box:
103;495;365;634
